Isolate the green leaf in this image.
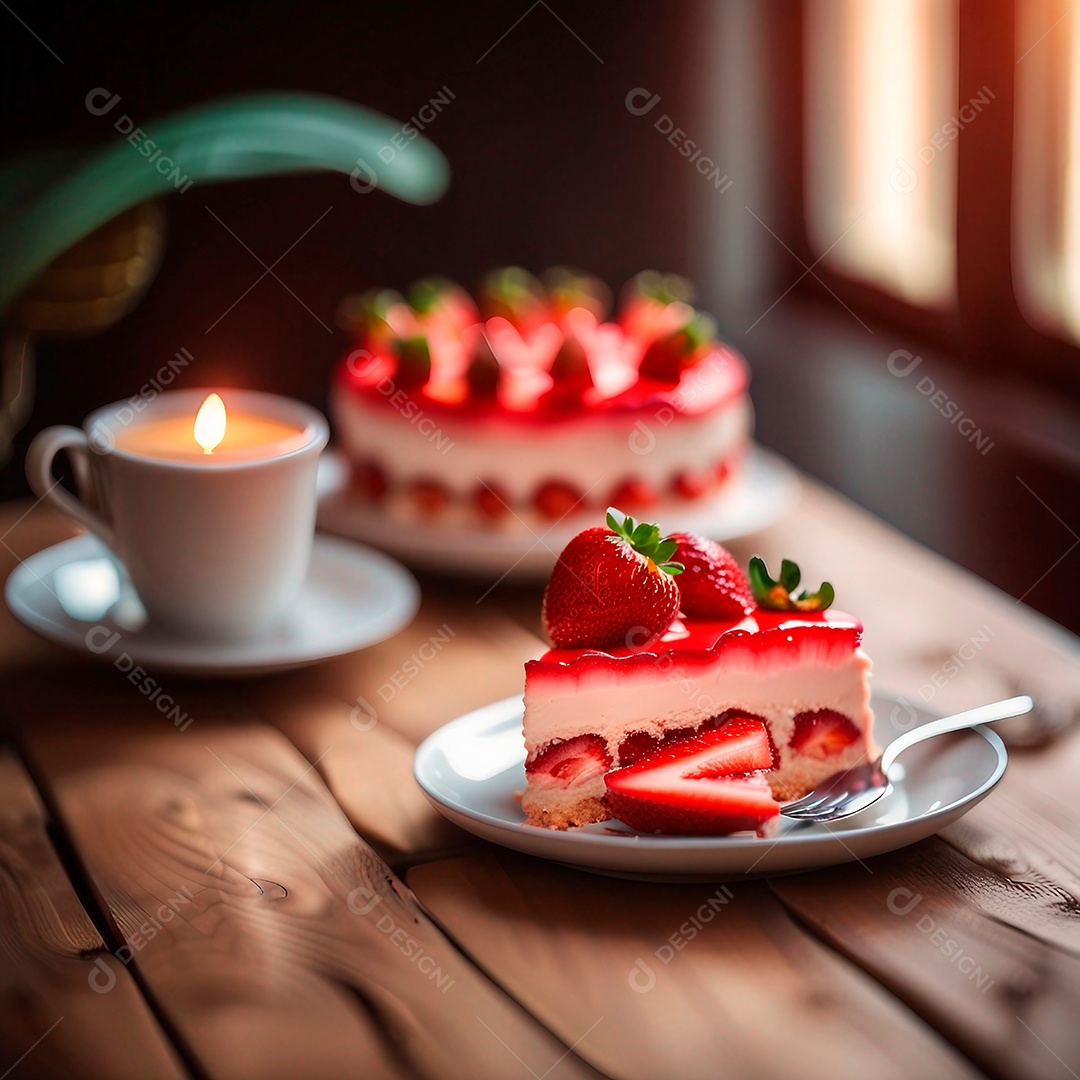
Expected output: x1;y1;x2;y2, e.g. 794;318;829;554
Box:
795;581;835;611
682;311;717;349
407;276;452;314
780;559;801;592
604;508;683;573
631;521;656;549
654;538;677;563
747;556;776;600
750;554;835;611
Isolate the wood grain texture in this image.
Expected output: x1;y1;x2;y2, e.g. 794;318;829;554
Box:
254;685;461;856
0;749;188;1080
249;599;542;859
408;851;978;1080
940;725;1080;954
280;600;543;746
769;836;1080;1080
16;695;606;1080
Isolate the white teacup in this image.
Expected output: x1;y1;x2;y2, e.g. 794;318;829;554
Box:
26;389;329;639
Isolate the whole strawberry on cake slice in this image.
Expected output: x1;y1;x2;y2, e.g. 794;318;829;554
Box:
521;509;877;833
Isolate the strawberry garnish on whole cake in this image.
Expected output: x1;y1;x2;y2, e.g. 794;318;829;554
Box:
638;310;717;385
521;512;877;833
330;267;754;525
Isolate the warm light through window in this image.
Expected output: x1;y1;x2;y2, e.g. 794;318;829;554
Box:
1015;0;1080;343
805;0;958;307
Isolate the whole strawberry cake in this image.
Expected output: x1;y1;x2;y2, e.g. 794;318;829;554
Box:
521;510;877;834
330;269;752;527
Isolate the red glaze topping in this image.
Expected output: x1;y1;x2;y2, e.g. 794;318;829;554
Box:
528;609;864;684
337;340;746;424
335;269;749;424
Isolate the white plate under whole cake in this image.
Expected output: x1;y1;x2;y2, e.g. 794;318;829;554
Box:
413;691;1008;881
317;443;799;579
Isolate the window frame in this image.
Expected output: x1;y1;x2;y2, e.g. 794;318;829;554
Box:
770;0;1080;396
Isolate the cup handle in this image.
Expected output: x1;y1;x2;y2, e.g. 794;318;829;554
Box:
25;426;117;549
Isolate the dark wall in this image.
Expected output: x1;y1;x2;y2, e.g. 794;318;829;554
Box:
0;0;700;489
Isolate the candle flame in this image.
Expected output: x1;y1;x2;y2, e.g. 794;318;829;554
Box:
194;393;226;454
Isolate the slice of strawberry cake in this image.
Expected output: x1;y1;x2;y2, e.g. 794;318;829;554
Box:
521;511;877;833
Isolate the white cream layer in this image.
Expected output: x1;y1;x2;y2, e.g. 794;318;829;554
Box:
330;383;752;503
523;649;875;764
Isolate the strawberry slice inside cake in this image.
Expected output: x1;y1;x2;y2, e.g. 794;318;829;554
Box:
605;718;780;835
521;510;877;832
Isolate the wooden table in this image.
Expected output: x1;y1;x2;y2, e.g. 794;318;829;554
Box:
1;472;1078;1080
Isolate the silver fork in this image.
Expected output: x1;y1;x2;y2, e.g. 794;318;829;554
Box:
781;694;1033;823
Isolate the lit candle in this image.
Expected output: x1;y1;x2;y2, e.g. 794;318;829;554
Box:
114;392;308;462
194;392;226;453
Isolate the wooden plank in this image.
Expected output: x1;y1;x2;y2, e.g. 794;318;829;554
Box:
256;685;461;856
940;724;1080;952
16;690;606;1080
0;748;188;1080
249;601;542;858
769;836;1080;1080
280;601;543;747
408;851;978;1080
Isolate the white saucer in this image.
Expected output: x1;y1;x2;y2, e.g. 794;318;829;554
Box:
414;692;1008;881
5;533;419;676
316;443;800;579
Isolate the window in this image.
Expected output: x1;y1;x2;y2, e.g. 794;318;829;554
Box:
805;0;958;308
1014;0;1080;344
789;0;1080;390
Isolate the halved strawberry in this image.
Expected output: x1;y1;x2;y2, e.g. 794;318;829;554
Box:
637;311;716;383
672;470;711;500
351;462;388;501
475;482;511;520
465;333;501;400
670;533;754;620
393;334;432;390
711;709;779;768
617;726;691;767
608;478;657;509
617;712;772;767
479;266;548;334
789;709;861;759
407;276;479;334
617;718;774;778
410;480;448;515
543;267;611;320
526;734;611;788
534;481;585;520
607;776;778;835
605;719;779;835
